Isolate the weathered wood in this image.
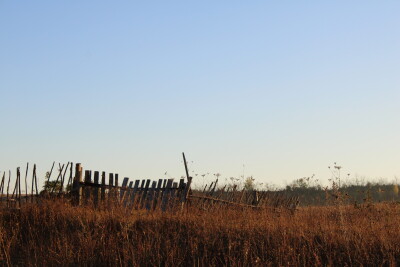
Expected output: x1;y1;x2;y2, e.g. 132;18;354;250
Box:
83;170;92;204
146;181;157;210
67;163;73;191
0;172;5;201
140;179;151;209
12;167;20;201
7;170;11;205
114;174;119;202
124;181;133;206
152;179;163;210
181;176;192;208
46;161;55;187
93;171;99;206
120;177;129;202
101;172;106;201
190;194;261;209
60;162;70;194
108;173;114;204
24;163;29;201
183;152;190;181
181;153;193;210
115;174;119;186
169;182;178;209
130;180;140;208
51;164;65;194
161;179;173;211
72;163;83;205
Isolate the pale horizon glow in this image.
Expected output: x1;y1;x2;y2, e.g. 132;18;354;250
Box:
1;1;400;190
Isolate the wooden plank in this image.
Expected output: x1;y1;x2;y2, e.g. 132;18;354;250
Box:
7;170;11;205
51;164;65;194
0;172;5;202
169;182;178;209
130;180;140;208
11;167;20;201
161;179;173;211
46;161;55;189
83;170;92;204
17;167;21;207
190;194;261;209
101;172;106;201
120;177;129;202
181;176;192;208
24;163;28;203
178;178;185;196
139;179;151;209
115;174;119;187
114;174;119;202
145;181;157;210
153;179;163;210
72;163;83;205
108;173;114;205
124;181;133;206
93;171;99;206
60;162;70;194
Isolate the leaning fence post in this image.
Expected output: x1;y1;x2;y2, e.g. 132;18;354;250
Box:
181;152;193;210
130;180;140;208
120;177;129;203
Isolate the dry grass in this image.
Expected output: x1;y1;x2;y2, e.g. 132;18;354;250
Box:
0;200;399;266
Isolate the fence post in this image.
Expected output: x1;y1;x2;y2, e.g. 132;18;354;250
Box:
72;163;83;206
130;180;140;208
108;173;114;206
114;174;119;201
93;171;99;207
120;177;129;202
162;179;173;211
101;172;106;202
83;170;91;205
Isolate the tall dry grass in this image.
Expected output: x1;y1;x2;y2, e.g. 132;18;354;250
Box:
0;199;399;266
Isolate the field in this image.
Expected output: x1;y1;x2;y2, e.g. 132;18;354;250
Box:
0;199;399;266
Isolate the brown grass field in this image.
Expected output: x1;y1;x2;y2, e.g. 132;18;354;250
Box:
0;200;399;266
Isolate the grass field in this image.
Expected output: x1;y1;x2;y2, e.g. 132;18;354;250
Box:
0;199;399;266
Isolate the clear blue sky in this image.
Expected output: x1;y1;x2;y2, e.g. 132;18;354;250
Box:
1;1;400;190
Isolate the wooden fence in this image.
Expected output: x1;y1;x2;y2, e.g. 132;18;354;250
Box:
0;153;299;211
71;163;192;211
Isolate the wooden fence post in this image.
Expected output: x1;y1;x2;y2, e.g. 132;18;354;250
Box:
83;170;92;205
72;163;83;206
140;179;151;209
162;179;173;211
108;173;114;206
115;174;119;202
130;180;140;208
101;172;106;202
120;177;129;203
93;171;99;207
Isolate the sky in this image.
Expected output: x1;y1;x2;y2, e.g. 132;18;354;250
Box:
1;1;400;190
